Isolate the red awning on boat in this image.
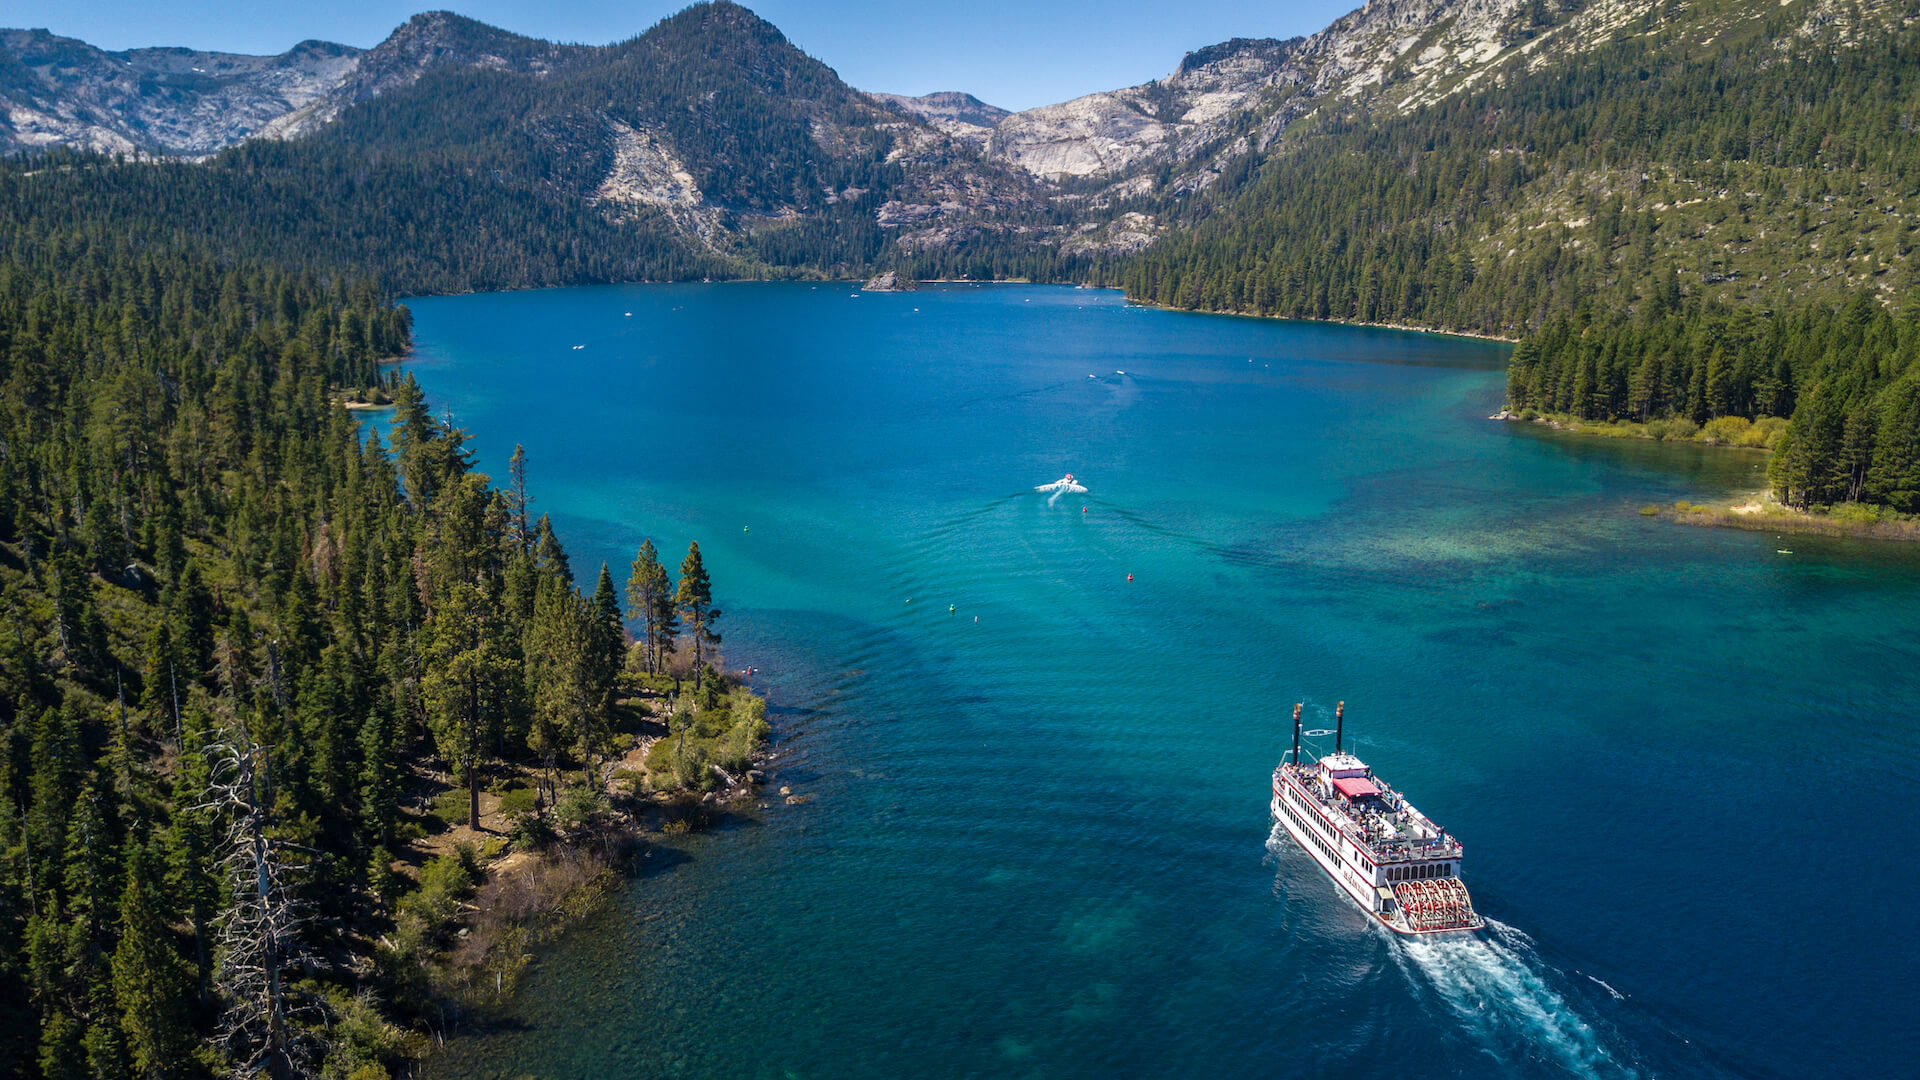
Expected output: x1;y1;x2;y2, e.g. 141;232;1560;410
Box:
1332;776;1381;799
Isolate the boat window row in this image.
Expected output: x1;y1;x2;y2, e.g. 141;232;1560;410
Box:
1285;785;1334;840
1387;862;1452;882
1277;795;1340;866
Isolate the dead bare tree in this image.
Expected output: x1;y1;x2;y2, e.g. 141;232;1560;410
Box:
202;723;320;1080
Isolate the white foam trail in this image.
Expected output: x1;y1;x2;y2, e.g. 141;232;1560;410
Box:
1394;921;1639;1079
1048;489;1063;507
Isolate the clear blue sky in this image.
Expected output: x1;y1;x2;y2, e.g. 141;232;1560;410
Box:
4;1;1359;111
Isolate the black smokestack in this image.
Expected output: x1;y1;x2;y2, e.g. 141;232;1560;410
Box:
1291;703;1302;764
1335;700;1345;754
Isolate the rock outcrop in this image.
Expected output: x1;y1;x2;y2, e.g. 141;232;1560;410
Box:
982;0;1663;191
861;269;917;291
988;37;1297;181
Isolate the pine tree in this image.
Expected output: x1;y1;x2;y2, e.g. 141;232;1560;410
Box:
674;542;721;689
587;563;623;716
111;846;191;1079
507;444;533;554
525;577;591;800
625;539;673;675
422;580;512;831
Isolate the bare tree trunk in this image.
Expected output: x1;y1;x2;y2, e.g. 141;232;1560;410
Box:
205;725;316;1080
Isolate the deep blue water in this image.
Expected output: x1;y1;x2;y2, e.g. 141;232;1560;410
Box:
401;283;1920;1080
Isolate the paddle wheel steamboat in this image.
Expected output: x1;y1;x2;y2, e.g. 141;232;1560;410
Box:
1272;702;1484;935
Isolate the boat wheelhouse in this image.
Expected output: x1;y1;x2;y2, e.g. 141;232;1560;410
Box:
1271;702;1483;935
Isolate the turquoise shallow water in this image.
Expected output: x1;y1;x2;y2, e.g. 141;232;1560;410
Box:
403;283;1920;1080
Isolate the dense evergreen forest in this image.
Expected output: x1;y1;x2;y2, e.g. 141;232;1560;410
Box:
1124;0;1920;333
0;221;763;1078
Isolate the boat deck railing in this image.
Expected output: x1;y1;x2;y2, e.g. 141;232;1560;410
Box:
1278;764;1463;863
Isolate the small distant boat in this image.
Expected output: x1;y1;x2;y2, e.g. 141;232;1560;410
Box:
1274;702;1484;936
572;345;585;350
1115;370;1126;375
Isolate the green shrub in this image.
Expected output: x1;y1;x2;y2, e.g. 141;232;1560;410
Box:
429;787;469;828
1827;502;1884;525
1698;415;1752;445
1639;505;1662;516
510;811;555;850
1744;416;1790;449
398;853;474;929
1648;418;1699;441
496;786;538;819
555;784;612;832
1518;407;1539;421
320;993;404;1080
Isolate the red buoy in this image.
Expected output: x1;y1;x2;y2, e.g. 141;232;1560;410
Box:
1127;573;1133;582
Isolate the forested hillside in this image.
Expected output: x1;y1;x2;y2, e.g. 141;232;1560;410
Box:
1125;0;1920;334
1119;0;1920;510
0;215;767;1076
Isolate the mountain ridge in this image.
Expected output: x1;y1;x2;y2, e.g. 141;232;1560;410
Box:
7;0;1920;336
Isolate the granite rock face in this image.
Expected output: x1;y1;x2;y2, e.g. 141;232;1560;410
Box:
988;37;1297;181
0;30;362;156
0;11;574;156
984;0;1662;190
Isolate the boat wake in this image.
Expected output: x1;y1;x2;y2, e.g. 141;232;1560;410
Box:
1391;920;1641;1079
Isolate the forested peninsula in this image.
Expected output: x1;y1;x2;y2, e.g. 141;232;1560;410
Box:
0;226;768;1078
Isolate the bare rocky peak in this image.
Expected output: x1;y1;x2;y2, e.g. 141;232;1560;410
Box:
332;10;576;102
983;0;1673;187
0;10;583;156
0;28;364;155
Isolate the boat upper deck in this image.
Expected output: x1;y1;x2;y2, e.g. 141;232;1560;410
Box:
1276;755;1462;864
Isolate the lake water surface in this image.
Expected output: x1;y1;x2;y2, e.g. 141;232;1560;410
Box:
403;283;1920;1080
